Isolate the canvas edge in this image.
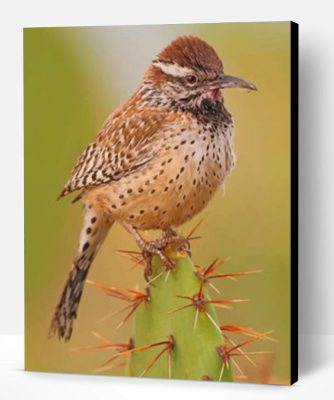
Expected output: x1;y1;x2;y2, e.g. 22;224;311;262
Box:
290;20;299;385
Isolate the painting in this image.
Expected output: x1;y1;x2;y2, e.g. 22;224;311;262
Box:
24;21;298;384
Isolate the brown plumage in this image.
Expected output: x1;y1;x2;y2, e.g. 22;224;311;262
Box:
49;35;256;341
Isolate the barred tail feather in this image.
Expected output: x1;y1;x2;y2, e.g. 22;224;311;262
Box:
49;208;113;341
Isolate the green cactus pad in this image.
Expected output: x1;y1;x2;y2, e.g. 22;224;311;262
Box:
128;250;233;381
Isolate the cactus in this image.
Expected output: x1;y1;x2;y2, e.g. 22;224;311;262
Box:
75;228;273;382
128;248;233;381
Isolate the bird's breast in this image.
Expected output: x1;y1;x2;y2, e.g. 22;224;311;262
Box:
85;120;235;230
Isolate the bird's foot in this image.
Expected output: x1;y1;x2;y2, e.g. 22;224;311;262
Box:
122;224;192;280
162;228;192;257
127;228;175;276
140;229;191;273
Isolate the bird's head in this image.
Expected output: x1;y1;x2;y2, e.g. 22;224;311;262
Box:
144;36;256;110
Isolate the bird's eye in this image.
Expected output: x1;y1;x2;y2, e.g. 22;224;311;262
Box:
186;75;197;85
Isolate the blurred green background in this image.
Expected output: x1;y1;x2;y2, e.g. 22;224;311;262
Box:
24;22;291;384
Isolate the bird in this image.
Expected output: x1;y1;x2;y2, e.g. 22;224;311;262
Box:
49;35;256;341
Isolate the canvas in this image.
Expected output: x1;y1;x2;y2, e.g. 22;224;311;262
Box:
24;21;298;385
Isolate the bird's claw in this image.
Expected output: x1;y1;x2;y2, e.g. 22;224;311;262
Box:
127;224;191;280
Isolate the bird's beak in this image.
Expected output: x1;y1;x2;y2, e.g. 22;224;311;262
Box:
215;74;257;91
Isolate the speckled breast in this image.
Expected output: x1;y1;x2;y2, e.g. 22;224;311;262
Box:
86;120;235;231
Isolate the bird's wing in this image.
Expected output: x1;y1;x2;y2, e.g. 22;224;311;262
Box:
59;106;181;198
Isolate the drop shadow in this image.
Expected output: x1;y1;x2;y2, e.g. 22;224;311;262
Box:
299;334;332;377
298;43;332;376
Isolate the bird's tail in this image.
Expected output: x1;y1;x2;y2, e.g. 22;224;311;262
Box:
49;207;113;341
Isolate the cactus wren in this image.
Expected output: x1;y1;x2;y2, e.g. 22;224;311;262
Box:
49;35;256;341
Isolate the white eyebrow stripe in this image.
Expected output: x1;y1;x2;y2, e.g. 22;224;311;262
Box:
153;59;193;77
